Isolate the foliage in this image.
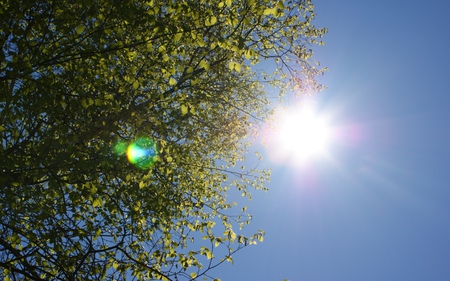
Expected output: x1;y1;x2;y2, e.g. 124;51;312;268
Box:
0;0;326;280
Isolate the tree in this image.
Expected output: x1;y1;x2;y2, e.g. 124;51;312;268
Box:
0;0;326;280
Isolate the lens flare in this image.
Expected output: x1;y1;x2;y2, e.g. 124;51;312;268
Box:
114;141;127;156
114;137;158;169
126;137;158;169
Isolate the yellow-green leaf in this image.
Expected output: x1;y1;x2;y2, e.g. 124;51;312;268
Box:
244;49;254;60
92;198;102;208
76;25;85;35
210;16;217;25
263;8;276;15
181;105;188;115
158;45;166;53
206;250;213;260
228;61;241;72
234;62;241;72
146;41;152;51
190;272;197;279
169;77;177;86
81;99;89;109
199;60;210;71
173;32;182;43
94;229;101;239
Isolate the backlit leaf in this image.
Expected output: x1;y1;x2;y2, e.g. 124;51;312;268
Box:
181;104;188;115
174;32;182;43
76;25;85;34
199;60;210;71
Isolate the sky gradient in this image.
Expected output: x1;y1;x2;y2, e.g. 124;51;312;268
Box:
214;0;450;280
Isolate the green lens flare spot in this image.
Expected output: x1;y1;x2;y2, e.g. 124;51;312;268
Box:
126;137;158;169
114;141;127;155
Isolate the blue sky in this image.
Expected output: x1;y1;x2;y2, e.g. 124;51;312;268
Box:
214;0;450;280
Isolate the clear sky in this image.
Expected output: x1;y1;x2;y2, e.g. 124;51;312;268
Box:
214;0;450;280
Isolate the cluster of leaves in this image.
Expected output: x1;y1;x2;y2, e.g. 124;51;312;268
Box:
0;0;326;280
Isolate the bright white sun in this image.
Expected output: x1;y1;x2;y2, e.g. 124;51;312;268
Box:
267;104;331;164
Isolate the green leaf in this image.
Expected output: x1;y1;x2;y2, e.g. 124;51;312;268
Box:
94;229;102;239
181;104;188;115
244;49;254;60
76;24;85;35
173;32;182;43
263;8;276;15
199;60;210;71
210;16;217;25
92;198;102;208
81;99;89;109
228;61;241;72
190;272;197;279
228;61;235;70
234;62;241;72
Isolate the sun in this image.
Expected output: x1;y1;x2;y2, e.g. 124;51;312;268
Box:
266;104;331;164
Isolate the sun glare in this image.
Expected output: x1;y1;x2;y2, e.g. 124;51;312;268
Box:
266;104;331;165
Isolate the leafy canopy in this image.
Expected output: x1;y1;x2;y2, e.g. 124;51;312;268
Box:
0;0;326;280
